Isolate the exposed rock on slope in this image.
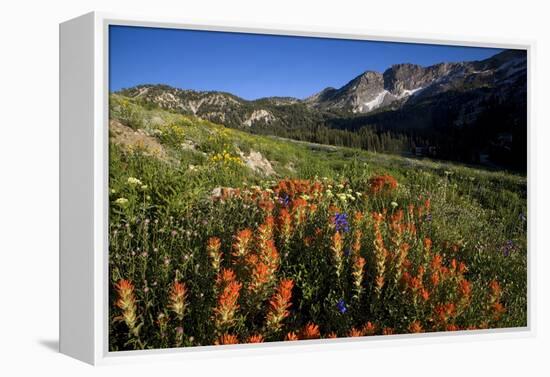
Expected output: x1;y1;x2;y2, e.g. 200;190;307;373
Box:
109;120;168;160
239;150;275;176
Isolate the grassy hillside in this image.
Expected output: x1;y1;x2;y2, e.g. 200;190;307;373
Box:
108;94;527;350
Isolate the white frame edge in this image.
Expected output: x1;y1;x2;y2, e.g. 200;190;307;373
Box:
59;11;536;365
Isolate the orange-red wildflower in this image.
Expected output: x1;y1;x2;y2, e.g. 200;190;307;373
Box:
266;279;294;332
232;228;253;259
214;280;242;328
301;323;320;340
435;303;456;323
278;208;292;244
215;333;239;345
492;302;506;320
285;332;299;341
362;322;377;336
420;288;430;302
430;271;440;287
489;280;502;298
249;238;279;293
373;216;388;296
348;328;363;337
216;268;237;287
445;324;459;332
114;279;139;336
168;281;188;321
331;231;345;278
408;321;424;333
258;199;275;215
247;334;264;343
368;174;398;195
459;279;472;299
352;256;366;299
207;236;223;273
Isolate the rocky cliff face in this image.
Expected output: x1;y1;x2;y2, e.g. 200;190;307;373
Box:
305;71;387;112
306;50;526;114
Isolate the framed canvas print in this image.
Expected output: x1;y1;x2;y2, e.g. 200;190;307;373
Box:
60;12;532;365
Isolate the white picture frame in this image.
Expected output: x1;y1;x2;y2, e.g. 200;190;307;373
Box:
59;11;535;365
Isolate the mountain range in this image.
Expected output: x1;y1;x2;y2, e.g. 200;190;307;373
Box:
115;49;527;170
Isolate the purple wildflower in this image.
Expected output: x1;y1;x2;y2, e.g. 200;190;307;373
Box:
503;240;515;257
333;212;350;233
278;194;290;207
337;299;347;314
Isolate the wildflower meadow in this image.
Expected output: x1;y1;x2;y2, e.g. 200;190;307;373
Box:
108;95;527;351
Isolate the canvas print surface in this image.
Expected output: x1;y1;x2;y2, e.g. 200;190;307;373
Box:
108;25;527;351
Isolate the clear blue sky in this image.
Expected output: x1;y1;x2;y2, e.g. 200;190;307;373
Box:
109;25;502;100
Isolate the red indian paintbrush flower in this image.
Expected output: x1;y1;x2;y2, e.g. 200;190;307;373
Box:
247;334;264;343
258;199;275;215
351;228;362;256
489;280;502;298
434;303;456;324
445;324;459;331
348;328;363;337
423;237;433;262
249;261;270;292
278;208;292;245
362;322;377;336
114;279;139;336
352;256;366;300
232;228;253;259
431;254;443;271
169;281;188;321
215;333;239;345
430;271;440;287
492;302;506;320
300;323;320;340
207;237;223;273
266;279;294;332
291;198;308;226
459;279;472;299
285;331;299;341
408;321;424;333
214;279;242;329
488;280;505;320
216;268;237;286
257;216;275;247
331;231;344;278
249;238;279;293
393;242;410;285
420;288;430;302
372;213;388;296
368;174;398;195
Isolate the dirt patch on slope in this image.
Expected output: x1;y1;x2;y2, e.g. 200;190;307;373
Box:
109;119;168;160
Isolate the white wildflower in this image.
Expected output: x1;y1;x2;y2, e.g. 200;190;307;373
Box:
127;177;142;186
115;197;129;206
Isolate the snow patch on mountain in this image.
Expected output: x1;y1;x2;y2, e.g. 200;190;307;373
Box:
360;90;389;112
397;87;424;99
